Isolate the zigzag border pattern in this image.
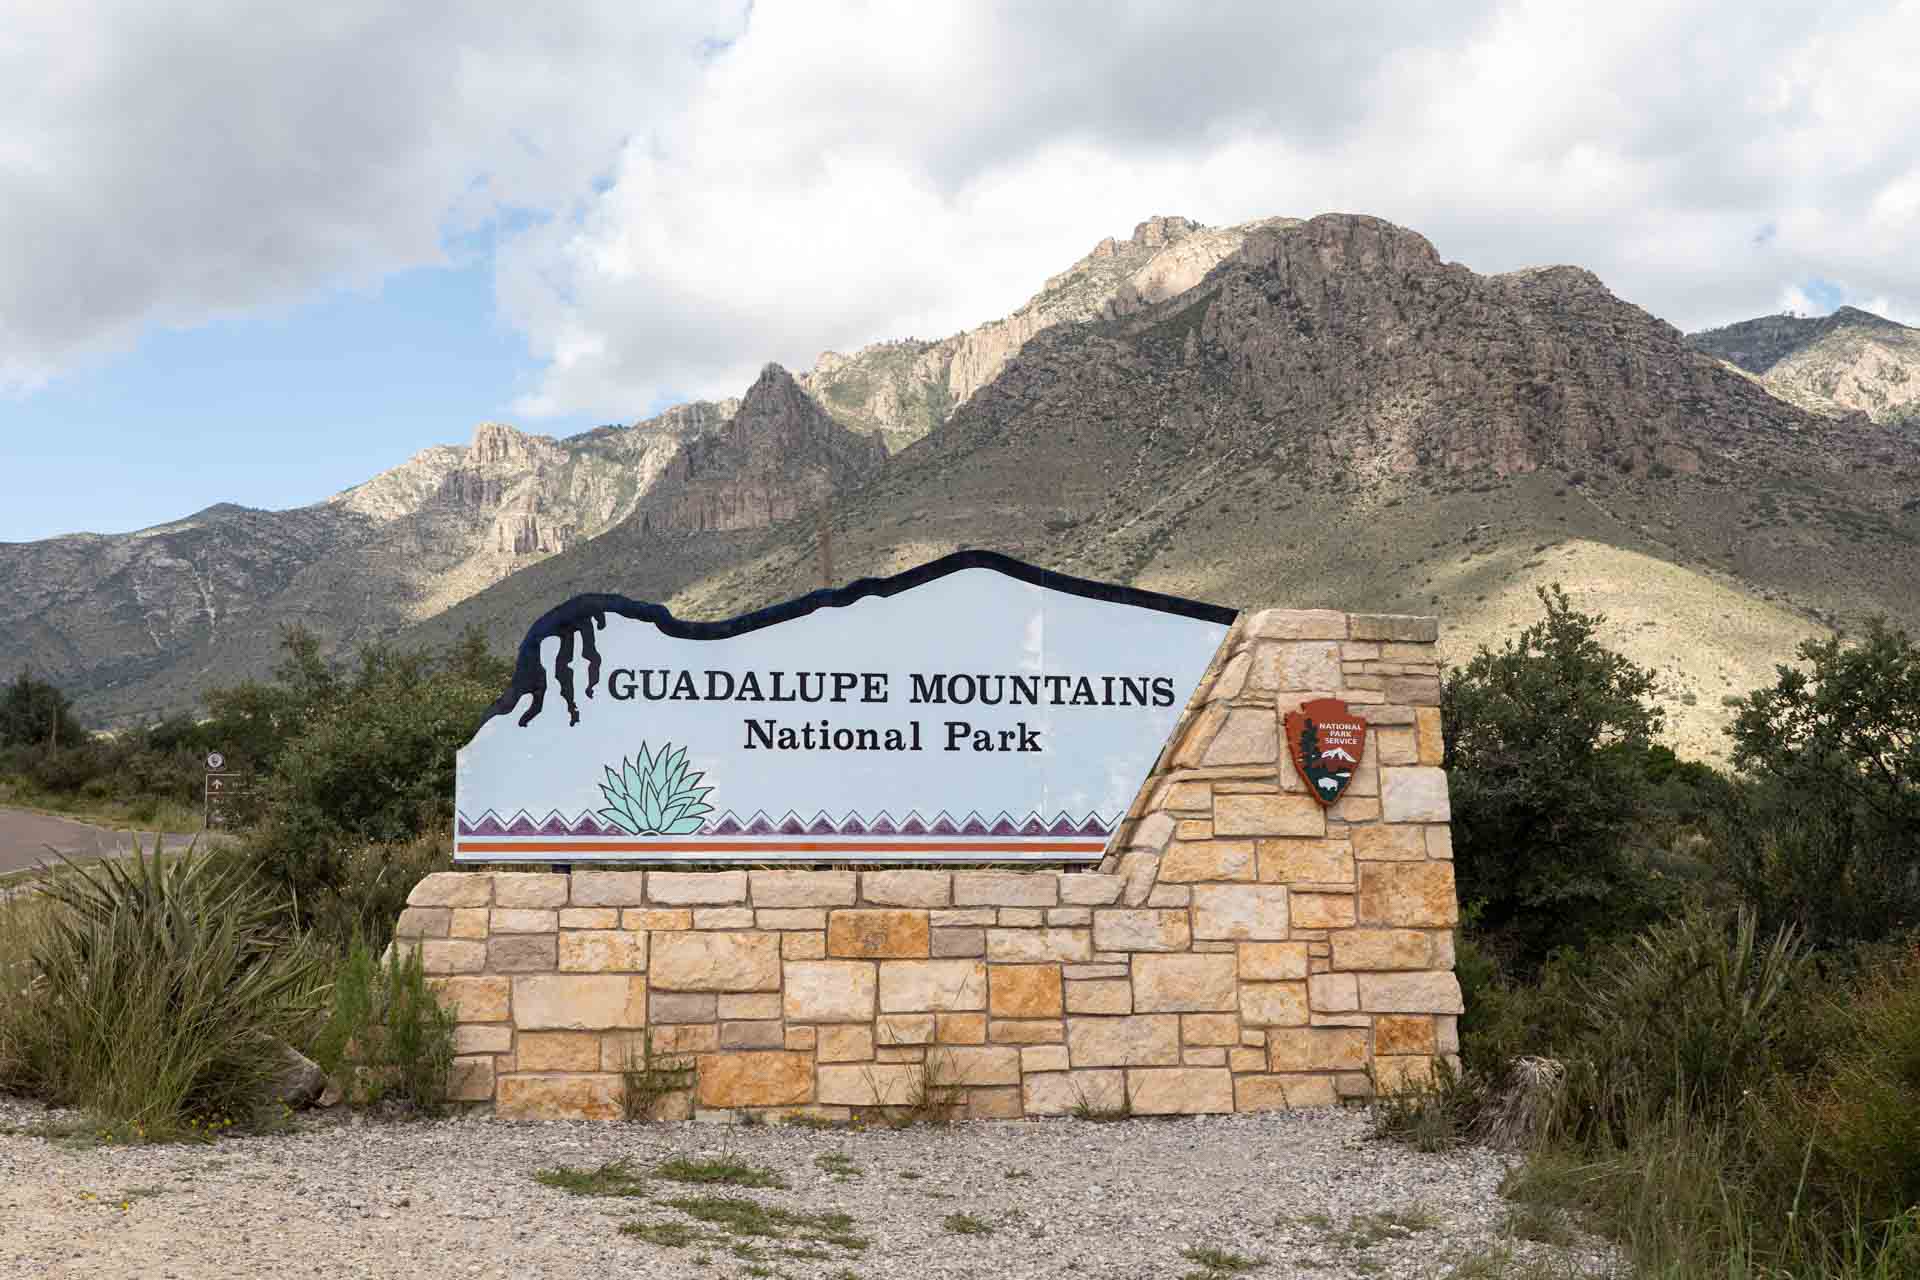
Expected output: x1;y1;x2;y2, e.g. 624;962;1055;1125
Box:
456;808;1113;839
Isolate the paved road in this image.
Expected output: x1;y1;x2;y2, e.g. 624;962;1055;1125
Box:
0;807;203;878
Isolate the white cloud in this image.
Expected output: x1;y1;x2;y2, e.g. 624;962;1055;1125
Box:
6;0;1919;412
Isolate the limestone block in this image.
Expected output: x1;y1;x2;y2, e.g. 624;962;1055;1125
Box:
1065;963;1129;979
427;976;510;1022
1022;1045;1071;1073
1330;929;1432;971
1048;907;1093;926
649;932;781;991
446;1055;494;1102
1331;794;1381;823
1380;767;1452;823
454;1024;512;1055
1228;1046;1267;1073
450;908;489;939
1092;909;1191;952
816;1025;875;1062
878;959;987;1012
649;992;717;1023
1172;705;1229;768
485;936;554;973
650;1024;719;1054
1066;1014;1180;1067
816;1064;923;1107
994;908;1043;927
1432;930;1456;969
1336;1073;1374;1099
1350;825;1427;861
966;1086;1024;1119
493;873;568;909
1387;676;1442;705
828;909;931;958
1146;885;1190;908
1236;1073;1337;1111
1126;811;1178;853
558;931;646;973
490;909;557;934
1158;840;1256;883
1192;884;1289;940
786;1025;817;1051
1436;1016;1460;1054
570;871;648;907
1181;1013;1240;1046
1375;1014;1437;1055
990;1019;1064;1044
720;1021;786;1050
717;992;781;1020
408;873;491;908
1416;707;1444;765
782;961;877;1022
1426;825;1454;860
930;908;997;927
395;907;450;939
1267;1026;1367;1072
1201;709;1279;766
1117;851;1161;906
748;870;857;907
936;1012;987;1044
516;1031;601;1072
513;975;647;1030
1289;893;1356;929
694;907;755;929
1245;608;1344;640
1238;942;1310;981
1132;954;1237;1012
1257;839;1354;884
1308;972;1358;1013
1059;873;1123;906
1250;641;1343;691
1214;794;1325;838
1208;650;1252;701
496;1074;621;1120
876;1013;936;1045
1374;1055;1437;1094
1375;727;1418;767
989;964;1063;1018
697;1051;813;1107
1357;970;1464;1014
756;908;828;930
624;908;692;930
1023;1068;1126;1116
1159;780;1216;811
649;871;748;905
558;908;619;929
1065;979;1132;1015
1239;982;1309;1027
860;870;950;907
1349;614;1438;643
985;928;1091;963
953;872;1057;907
929;1045;1021;1086
1128;1067;1234;1114
931;927;985;957
1357;861;1459;927
782;933;826;960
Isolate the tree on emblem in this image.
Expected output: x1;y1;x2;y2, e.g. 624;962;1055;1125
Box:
597;742;714;834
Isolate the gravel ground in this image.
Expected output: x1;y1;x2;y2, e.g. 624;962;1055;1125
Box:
0;1094;1618;1280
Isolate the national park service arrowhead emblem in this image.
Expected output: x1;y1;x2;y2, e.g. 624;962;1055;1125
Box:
1285;697;1368;808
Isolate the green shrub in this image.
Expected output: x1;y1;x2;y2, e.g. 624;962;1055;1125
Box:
295;834;452;955
309;934;456;1113
0;838;324;1134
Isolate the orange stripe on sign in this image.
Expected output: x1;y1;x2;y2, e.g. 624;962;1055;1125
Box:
455;840;1109;854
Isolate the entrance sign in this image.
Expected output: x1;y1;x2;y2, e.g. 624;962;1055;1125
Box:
454;551;1235;864
1284;698;1369;807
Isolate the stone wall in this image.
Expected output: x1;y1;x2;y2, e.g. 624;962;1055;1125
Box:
394;607;1462;1121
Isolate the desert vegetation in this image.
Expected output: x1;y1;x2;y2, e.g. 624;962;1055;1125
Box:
4;597;1918;1279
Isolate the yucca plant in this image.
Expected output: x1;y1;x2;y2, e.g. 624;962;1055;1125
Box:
6;836;324;1133
598;742;713;835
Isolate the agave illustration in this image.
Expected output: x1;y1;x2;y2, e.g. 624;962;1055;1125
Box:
597;742;714;835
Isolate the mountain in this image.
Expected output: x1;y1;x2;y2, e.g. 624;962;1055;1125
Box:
1687;306;1920;426
407;214;1920;760
7;212;1918;763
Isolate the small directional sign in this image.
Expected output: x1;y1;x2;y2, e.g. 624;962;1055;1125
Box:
204;770;251;829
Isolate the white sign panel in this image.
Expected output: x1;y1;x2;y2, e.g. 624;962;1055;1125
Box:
455;552;1235;864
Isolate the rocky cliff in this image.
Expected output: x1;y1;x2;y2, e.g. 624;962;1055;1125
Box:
1688;306;1920;426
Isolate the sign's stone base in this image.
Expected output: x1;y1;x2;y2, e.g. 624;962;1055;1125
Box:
396;608;1462;1120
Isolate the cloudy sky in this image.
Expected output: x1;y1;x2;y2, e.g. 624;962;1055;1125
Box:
4;0;1917;542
